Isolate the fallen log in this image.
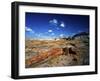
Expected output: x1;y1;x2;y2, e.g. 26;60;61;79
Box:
25;48;63;67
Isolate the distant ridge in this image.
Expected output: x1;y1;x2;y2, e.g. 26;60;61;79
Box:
72;32;89;39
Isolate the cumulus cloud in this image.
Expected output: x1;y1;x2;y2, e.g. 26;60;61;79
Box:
59;34;64;38
60;22;65;28
49;19;58;24
49;19;66;29
48;30;53;32
25;27;35;33
49;19;58;26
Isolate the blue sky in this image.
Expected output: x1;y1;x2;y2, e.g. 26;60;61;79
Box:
25;12;89;39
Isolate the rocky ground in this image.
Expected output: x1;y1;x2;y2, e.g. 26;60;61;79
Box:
25;38;89;68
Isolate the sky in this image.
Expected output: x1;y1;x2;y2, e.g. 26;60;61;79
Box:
25;12;89;40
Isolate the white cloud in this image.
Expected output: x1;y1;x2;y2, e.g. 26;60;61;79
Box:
49;19;66;28
25;27;35;33
53;19;58;24
60;22;65;28
48;30;53;32
49;19;58;26
59;34;64;37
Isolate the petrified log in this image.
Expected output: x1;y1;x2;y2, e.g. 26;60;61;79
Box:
62;48;69;55
69;48;77;55
26;48;63;67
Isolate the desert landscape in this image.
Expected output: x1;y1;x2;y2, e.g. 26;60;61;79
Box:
25;32;89;68
25;12;89;68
